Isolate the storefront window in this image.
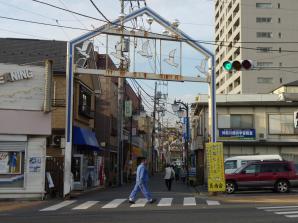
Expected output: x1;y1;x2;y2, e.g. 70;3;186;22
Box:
0;151;25;188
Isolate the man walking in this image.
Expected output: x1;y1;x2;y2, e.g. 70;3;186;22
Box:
128;157;156;204
164;164;175;191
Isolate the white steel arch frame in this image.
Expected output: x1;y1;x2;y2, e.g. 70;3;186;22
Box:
64;6;216;197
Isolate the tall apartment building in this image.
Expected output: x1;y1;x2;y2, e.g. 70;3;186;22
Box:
215;0;298;94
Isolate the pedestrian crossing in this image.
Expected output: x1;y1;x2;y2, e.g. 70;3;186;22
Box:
39;197;221;212
257;205;298;218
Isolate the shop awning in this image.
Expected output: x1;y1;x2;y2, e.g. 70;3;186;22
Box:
73;126;101;151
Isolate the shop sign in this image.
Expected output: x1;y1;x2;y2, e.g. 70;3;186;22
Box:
206;142;225;192
0;69;33;84
219;129;256;140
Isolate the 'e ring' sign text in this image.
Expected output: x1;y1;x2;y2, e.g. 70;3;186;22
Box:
0;69;33;84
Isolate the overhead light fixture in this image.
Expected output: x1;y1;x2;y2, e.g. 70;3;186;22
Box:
172;19;180;28
147;17;154;25
178;109;184;118
171;101;180;112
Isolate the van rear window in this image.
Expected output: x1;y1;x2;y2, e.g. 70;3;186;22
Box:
225;160;237;169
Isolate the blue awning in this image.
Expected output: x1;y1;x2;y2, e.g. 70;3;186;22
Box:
73;126;101;151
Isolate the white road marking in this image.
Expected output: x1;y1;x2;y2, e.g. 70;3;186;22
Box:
157;198;173;207
206;200;220;206
265;208;298;212
183;197;196;206
102;199;127;209
72;201;99;210
257;206;298;210
40;200;76;211
275;211;298;215
130;198;147;208
285;215;298;218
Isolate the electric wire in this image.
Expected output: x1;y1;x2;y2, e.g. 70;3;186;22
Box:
89;0;111;23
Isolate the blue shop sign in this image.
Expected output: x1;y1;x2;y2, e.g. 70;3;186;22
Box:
219;129;256;140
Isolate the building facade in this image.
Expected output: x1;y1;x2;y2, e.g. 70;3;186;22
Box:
192;89;298;183
0;63;52;199
0;38;102;196
215;0;298;94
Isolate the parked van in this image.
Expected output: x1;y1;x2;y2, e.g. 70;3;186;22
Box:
224;154;283;174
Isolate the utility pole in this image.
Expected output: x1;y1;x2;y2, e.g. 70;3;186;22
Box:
151;81;157;175
117;0;125;186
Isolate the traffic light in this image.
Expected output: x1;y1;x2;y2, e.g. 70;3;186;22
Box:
294;111;298;128
223;60;253;71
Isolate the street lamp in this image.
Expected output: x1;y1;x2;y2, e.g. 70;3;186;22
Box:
171;99;190;185
171;103;180;113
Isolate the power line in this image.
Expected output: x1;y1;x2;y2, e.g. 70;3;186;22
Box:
90;0;112;23
2;13;298;56
133;79;154;99
0;27;49;39
0;15;91;31
32;0;107;23
58;0;88;29
31;1;298;45
2;0;298;57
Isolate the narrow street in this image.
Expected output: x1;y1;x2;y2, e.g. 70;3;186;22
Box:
1;174;298;223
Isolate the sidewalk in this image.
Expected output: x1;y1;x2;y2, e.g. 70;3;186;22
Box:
0;200;44;212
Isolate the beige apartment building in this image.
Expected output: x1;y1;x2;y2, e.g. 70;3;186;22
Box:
215;0;298;94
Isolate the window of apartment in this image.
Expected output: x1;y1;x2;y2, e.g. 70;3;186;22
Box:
268;114;294;134
231;115;254;129
257;77;273;84
257;32;273;38
278;3;280;9
256;47;272;53
218;114;254;129
79;85;92;118
256;17;272;23
257;61;273;67
256;3;272;8
278;18;281;23
278;32;282;38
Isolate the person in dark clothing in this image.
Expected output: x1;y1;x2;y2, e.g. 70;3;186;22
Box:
164;164;175;191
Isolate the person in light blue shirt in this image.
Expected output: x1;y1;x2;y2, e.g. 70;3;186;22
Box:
128;157;156;204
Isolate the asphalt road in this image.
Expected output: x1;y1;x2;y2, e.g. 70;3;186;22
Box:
2;175;298;223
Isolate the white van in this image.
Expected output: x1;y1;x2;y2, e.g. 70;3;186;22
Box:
224;154;283;174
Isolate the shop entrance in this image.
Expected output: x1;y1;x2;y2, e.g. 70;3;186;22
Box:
45;157;64;198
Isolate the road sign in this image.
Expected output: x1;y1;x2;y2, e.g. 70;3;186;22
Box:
206;142;225;192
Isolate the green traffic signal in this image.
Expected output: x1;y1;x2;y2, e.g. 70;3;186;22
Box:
223;61;232;71
223;60;253;71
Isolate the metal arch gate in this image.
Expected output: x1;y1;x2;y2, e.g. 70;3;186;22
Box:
64;6;216;197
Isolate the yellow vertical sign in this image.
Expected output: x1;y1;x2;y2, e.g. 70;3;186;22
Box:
206;142;226;192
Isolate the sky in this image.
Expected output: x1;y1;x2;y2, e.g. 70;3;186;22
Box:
0;0;214;122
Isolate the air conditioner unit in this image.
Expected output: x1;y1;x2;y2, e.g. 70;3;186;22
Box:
50;135;62;147
259;133;266;141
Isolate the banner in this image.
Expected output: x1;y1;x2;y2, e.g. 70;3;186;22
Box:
125;100;132;117
206;142;226;192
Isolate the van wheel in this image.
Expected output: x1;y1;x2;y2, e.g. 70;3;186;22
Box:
226;181;237;194
275;180;289;193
